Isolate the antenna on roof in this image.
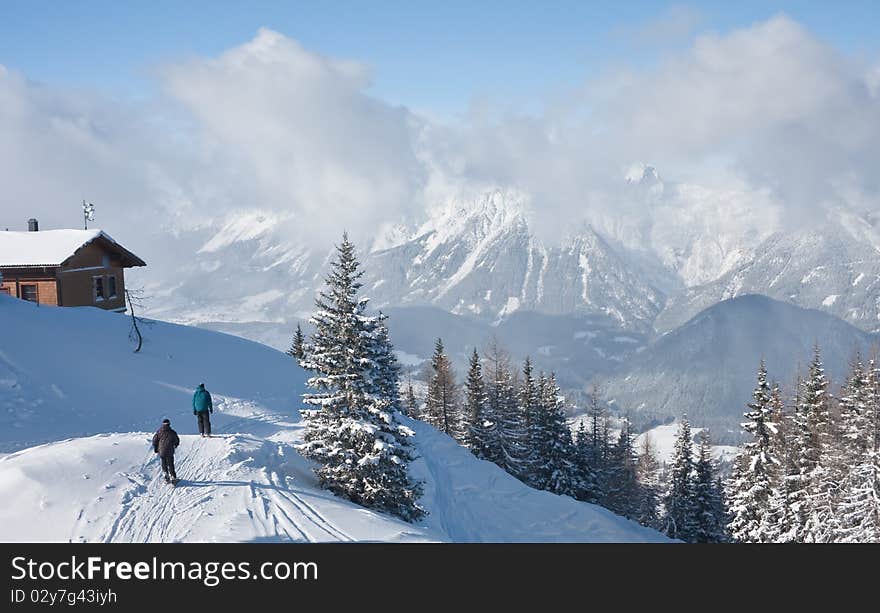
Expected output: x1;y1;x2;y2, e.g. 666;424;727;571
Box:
83;200;96;230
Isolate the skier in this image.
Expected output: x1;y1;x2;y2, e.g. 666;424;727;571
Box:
193;382;213;437
152;418;180;484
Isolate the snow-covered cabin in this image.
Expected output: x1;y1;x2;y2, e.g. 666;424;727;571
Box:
0;219;146;311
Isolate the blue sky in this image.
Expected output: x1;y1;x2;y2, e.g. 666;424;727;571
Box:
1;1;878;114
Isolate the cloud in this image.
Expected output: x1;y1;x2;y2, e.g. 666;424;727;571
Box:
427;15;880;238
156;28;428;246
596;16;880;187
0;68;165;238
1;17;878;263
0;30;429;250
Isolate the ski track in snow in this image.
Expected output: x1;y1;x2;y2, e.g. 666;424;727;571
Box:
68;404;356;543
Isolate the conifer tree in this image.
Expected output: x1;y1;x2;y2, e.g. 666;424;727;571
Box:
693;431;728;543
835;357;880;542
771;373;810;542
486;340;528;478
761;381;795;541
873;358;880;458
287;323;306;360
662;415;697;542
605;417;640;519
712;349;879;542
369;313;401;410
572;420;598;502
297;233;424;522
795;346;835;542
727;360;780;542
531;373;576;496
635;434;662;529
519;357;541;484
584;388;609;504
464;348;496;457
425;338;462;440
600;413;613;475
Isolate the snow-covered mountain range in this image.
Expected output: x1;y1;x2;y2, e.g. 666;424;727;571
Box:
364;191;665;330
126;174;880;437
134;174;880;337
136;189;666;332
656;208;880;334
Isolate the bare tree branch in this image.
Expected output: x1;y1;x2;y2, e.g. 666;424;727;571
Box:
125;288;151;353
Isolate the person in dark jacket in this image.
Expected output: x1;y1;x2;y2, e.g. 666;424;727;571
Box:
193;382;213;437
152;418;180;483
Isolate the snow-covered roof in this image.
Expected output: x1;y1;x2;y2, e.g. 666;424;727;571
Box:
0;229;144;268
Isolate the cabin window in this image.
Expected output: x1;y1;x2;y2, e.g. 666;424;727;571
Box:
93;276;105;302
0;286;10;295
107;275;118;299
21;284;38;302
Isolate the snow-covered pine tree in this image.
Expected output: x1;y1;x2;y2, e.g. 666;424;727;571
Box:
519;357;541;485
662;415;697;542
584;388;609;504
501;368;530;481
727;360;780;542
368;312;401;410
786;371;812;542
464;348;496;458
761;381;796;542
531;373;576;496
287;323;305;360
425;338;462;440
693;431;728;543
874;358;880;458
572;419;598;503
605;417;641;520
796;346;836;542
486;340;528;479
600;412;613;483
635;434;662;529
835;357;879;542
297;233;424;522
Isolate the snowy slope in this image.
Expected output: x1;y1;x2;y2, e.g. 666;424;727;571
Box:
0;296;666;542
0;433;425;543
0;294;305;451
634;423;739;466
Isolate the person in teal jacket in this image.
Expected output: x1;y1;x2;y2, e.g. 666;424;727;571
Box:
193;382;213;437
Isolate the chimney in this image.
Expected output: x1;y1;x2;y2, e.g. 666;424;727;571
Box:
27;218;39;232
